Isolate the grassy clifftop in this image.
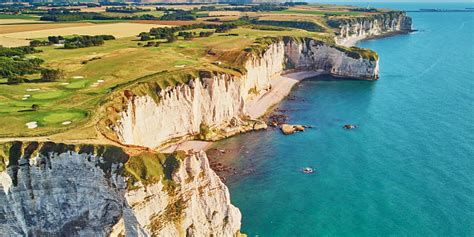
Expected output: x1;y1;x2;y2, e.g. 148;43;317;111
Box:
0;141;185;191
0;4;400;141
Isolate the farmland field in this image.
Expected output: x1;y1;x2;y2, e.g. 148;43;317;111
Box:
0;23;169;47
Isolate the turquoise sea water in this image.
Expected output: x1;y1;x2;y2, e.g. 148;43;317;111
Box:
212;3;474;236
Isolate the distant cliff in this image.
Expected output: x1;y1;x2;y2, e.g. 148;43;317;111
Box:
329;11;413;46
0;142;241;236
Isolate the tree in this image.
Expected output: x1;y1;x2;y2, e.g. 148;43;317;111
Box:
7;77;23;85
31;104;39;111
41;69;63;82
166;34;177;43
140;34;151;41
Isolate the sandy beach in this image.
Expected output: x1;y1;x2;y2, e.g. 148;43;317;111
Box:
164;70;324;153
246;71;323;119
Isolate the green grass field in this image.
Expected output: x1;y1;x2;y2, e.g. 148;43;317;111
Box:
0;14;40;19
275;9;366;16
0;4;383;140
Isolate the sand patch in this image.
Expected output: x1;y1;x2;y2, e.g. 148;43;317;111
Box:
0;23;167;47
26;121;38;129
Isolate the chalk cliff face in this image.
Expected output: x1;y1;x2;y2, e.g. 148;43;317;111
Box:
116;42;286;148
112;150;241;237
0;142;241;236
285;40;379;79
333;11;413;46
115;38;379;148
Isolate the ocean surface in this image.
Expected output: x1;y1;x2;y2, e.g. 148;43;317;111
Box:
211;3;474;236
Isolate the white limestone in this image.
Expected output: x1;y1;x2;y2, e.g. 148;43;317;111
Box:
0;148;240;237
115;39;379;149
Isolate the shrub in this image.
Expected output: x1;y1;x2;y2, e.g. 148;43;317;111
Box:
41;68;63;82
30;40;51;47
199;31;214;37
166;34;177;43
31;104;39;111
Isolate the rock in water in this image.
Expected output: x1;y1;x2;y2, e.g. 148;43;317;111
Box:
294;125;305;132
281;124;305;135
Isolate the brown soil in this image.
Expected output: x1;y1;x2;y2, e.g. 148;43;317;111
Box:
130;20;221;25
0;23;92;34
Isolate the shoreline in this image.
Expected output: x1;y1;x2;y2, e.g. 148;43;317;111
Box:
340;30;416;47
161;70;324;153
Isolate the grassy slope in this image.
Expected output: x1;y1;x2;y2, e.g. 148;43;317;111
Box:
0;14;40;20
0;141;185;191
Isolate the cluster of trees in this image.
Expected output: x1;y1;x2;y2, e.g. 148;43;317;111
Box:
251;20;324;32
350;8;379;12
139;23;234;42
282;2;308;6
30;35;115;49
105;7;150;13
224;4;287;12
178;31;214;40
63;35;115;49
159;9;196;21
40;68;64;82
40;12;111;21
178;31;195;40
198;6;217;11
0;46;45;84
215;23;238;33
29;40;52;47
40;11;159;21
199;31;214;37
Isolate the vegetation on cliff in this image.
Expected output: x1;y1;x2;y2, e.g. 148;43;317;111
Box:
0;141;185;192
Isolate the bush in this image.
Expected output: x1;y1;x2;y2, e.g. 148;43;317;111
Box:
144;41;159;47
139;33;151;41
31;104;39;111
178;31;195;40
30;40;51;47
7;77;23;84
199;31;214;37
41;68;63;82
252;20;324;32
48;35;64;44
166;34;177;43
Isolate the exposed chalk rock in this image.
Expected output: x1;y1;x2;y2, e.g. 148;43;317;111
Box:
115;38;380;148
0;143;241;237
333;12;413;46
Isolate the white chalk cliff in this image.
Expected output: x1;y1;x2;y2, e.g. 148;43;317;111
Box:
0;142;240;237
115;37;381;149
332;11;413;46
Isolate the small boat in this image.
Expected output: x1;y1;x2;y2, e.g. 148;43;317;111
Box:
303;167;314;173
343;124;358;129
